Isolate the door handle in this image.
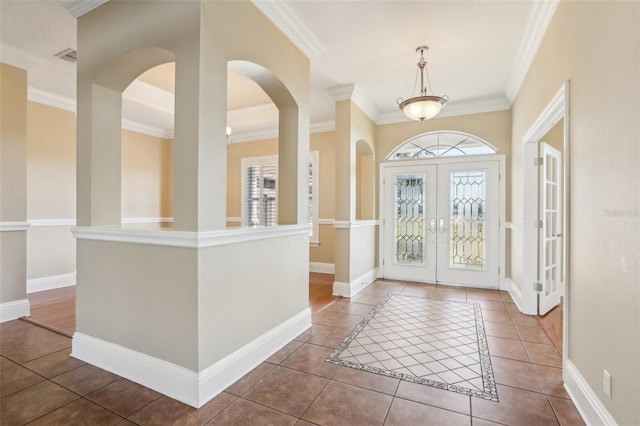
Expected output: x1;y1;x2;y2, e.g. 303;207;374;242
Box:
439;218;447;233
429;218;436;233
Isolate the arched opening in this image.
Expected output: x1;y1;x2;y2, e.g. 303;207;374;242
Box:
355;139;375;220
387;131;497;160
80;47;176;227
121;62;175;229
227;60;302;228
225;64;279;228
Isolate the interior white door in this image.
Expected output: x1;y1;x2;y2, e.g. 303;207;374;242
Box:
539;143;562;315
382;160;500;288
436;161;500;288
383;165;437;282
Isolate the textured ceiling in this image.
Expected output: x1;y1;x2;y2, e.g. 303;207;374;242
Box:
0;0;550;139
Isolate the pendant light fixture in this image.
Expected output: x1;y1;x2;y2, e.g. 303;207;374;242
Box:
397;46;449;122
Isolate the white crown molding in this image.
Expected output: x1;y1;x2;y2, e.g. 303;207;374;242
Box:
230;118;336;144
251;0;324;59
506;0;559;103
327;84;356;101
229;124;279;145
72;224;311;248
0;42;43;70
122;119;173;139
123;80;174;115
352;87;379;124
28;87;76;113
0;222;31;232
376;96;512;126
58;0;110;18
327;84;379;124
311;121;335;133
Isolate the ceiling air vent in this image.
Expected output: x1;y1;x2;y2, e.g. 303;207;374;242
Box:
54;48;77;63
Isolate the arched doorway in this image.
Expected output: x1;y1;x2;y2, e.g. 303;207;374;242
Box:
380;131;505;288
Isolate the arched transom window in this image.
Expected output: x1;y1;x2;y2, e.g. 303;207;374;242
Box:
388;131;496;160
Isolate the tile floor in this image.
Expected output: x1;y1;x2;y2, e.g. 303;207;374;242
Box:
328;294;497;400
0;280;584;425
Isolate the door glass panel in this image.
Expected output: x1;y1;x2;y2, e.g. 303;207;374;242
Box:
395;174;425;265
450;170;487;270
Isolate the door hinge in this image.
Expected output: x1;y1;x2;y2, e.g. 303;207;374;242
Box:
534;219;543;229
533;282;543;292
498;266;501;274
534;157;544;166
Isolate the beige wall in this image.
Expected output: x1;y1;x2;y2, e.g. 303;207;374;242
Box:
26;101;76;280
121;129;173;219
198;233;309;368
511;1;639;424
226;131;336;264
27;102;76;219
375;109;512;220
23;100;173;281
0;63;28;304
542;119;563;153
77;239;199;369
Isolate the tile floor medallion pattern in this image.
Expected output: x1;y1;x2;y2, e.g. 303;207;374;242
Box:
327;294;499;401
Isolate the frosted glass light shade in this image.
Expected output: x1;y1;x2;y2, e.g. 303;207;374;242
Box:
399;95;448;122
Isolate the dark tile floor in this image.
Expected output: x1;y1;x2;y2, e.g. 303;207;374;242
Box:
0;280;584;425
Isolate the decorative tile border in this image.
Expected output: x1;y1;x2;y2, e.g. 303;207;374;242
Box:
326;294;498;401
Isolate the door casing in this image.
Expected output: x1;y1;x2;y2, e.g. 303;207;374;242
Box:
519;81;570;366
379;154;506;290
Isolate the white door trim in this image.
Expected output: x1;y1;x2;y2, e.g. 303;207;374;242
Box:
520;81;570;364
379;154;506;289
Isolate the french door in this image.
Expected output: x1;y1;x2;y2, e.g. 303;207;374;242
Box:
538;143;562;314
382;160;500;288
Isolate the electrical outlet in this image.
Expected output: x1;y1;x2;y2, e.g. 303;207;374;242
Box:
603;369;612;398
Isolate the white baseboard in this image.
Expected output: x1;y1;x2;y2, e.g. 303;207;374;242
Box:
72;307;311;408
333;268;377;298
197;307;311;407
564;359;618;426
27;272;76;294
507;278;525;313
309;262;335;274
0;299;30;323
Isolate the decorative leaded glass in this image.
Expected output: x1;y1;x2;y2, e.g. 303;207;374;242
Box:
395;174;425;264
389;131;496;160
450;170;487;270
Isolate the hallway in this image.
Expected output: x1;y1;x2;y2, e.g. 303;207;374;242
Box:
0;279;582;425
